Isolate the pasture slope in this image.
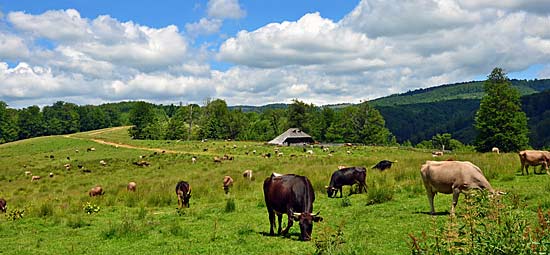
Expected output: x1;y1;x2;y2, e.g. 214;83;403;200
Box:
0;127;549;254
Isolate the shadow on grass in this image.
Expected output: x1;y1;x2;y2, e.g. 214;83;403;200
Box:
414;211;450;216
259;231;301;238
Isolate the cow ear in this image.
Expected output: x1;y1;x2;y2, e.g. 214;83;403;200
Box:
313;216;323;222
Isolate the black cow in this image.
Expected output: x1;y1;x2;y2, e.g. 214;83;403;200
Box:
325;167;368;198
263;173;323;241
372;160;395;171
175;181;192;208
0;198;6;213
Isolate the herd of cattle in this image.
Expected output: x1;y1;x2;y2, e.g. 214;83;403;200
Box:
1;147;550;241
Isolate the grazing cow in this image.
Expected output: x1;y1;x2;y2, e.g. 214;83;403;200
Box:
223;176;234;194
372;160;396;171
175;181;192;208
420;160;498;215
243;170;253;181
133;160;150;167
0;198;6;213
306;150;314;155
191;156;197;164
325;167;368;198
432;151;444;157
213;156;222;163
263;173;323;241
49;172;54;178
492;147;500;154
127;182;137;192
99;160;107;166
31;175;41;182
24;171;32;176
519;150;550;175
89;186;104;197
87;147;96;152
64;163;71;170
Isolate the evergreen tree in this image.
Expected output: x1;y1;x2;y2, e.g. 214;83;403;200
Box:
474;68;529;152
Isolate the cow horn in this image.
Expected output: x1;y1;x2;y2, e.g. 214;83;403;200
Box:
324;185;329;188
293;212;301;217
314;211;320;216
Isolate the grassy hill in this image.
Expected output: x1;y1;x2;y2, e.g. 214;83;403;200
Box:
1;128;550;253
370;79;550;107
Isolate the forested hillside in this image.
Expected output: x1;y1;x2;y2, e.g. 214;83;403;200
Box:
370;79;550;107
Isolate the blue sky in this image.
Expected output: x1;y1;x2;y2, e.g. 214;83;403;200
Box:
0;0;549;108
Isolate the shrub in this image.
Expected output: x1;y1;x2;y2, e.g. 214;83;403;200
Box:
314;223;346;255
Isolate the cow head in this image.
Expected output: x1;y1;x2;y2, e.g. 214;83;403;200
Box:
182;188;191;208
325;186;337;197
292;211;323;241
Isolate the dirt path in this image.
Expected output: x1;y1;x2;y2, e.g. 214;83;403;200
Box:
90;138;181;154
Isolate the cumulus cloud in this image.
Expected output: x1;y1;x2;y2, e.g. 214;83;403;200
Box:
218;0;550;104
207;0;246;19
185;18;223;37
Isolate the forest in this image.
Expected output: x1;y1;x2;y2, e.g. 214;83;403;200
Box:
1;78;549;149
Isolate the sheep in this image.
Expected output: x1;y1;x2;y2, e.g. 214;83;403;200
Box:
24;171;32;176
99;160;107;166
243;170;253;181
492;147;500;154
192;156;197;164
89;186;104;197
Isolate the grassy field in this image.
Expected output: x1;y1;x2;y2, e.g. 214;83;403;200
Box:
1;127;550;254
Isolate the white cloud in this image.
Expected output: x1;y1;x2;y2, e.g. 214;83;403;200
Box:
207;0;246;19
185;18;223;37
457;0;550;14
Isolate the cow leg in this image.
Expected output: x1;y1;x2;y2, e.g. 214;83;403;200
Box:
426;190;436;215
451;188;460;215
268;209;276;236
277;213;283;235
339;187;343;198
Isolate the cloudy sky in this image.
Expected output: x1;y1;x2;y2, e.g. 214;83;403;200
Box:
0;0;549;108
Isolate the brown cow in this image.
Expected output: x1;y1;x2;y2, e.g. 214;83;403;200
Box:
175;181;192;208
0;198;6;213
223;176;234;194
31;175;41;182
519;150;550;175
127;182;137;192
264;173;322;241
420;160;497;215
89;186;104;197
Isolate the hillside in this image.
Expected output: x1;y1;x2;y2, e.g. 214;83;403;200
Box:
370;79;550;107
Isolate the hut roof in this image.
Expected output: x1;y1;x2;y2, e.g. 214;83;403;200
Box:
267;128;314;145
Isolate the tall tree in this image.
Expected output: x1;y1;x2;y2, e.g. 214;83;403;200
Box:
474;68;529;152
0;101;19;143
287;99;308;131
18;105;45;139
198;99;231;139
43;101;80;135
128;101;156;139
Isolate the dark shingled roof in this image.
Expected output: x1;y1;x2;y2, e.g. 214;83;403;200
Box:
267;128;314;145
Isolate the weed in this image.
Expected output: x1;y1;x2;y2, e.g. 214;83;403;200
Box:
66;215;90;229
314;223;346;255
35;202;54;218
5;208;25;221
340;196;352;207
83;202;100;214
366;175;395;205
225;198;236;212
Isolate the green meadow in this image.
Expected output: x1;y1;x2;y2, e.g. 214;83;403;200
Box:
0;127;549;254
